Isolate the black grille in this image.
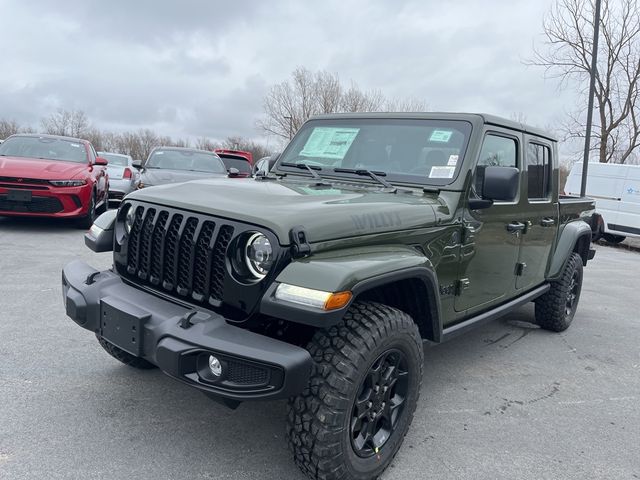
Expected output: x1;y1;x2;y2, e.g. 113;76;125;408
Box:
226;361;269;386
0;195;63;213
125;206;235;305
0;176;50;185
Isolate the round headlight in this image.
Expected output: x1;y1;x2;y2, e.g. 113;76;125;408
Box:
125;205;136;234
244;233;273;279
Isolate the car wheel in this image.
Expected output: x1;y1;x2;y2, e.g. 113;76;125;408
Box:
76;191;97;229
287;302;423;480
96;333;156;369
602;233;625;244
534;252;583;332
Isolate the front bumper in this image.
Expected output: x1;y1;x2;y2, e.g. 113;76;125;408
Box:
62;260;312;401
0;183;91;218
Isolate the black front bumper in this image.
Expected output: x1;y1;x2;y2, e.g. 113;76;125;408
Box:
62;260;312;402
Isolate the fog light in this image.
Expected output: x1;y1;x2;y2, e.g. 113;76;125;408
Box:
208;355;222;377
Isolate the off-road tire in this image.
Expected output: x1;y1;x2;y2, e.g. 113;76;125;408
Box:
287;302;423;480
534;252;583;332
96;333;156;369
602;233;625;244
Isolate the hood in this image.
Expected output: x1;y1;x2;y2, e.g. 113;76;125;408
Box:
128;177;452;244
0;155;87;180
140;168;225;186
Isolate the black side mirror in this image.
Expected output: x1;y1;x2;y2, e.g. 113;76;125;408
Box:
227;167;240;178
132;160;143;169
469;166;519;210
483;166;519;201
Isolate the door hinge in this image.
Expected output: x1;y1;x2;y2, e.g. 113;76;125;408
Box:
456;278;470;295
515;262;527;276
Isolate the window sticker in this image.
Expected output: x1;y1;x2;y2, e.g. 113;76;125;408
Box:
300;127;360;160
429;166;456;178
429;130;453;142
70;143;81;148
155;151;164;154
447;154;458;166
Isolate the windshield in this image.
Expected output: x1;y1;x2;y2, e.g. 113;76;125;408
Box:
0;136;88;163
146;149;226;173
220;156;251;174
100;152;129;167
277;118;472;185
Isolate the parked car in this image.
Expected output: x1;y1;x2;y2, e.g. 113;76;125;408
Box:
564;161;640;243
65;112;596;480
214;148;253;177
0;133;108;227
136;147;227;188
98;152;139;205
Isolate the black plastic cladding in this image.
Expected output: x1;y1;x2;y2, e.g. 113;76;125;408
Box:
114;201;285;322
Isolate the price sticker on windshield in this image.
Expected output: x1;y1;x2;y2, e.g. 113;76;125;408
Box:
429;130;453;142
429;166;456;178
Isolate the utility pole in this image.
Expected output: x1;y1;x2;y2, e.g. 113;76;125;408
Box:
580;0;601;197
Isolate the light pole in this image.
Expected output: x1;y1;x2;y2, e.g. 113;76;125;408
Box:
580;0;602;197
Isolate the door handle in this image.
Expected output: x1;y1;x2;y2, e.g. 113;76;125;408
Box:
540;218;555;227
506;222;526;233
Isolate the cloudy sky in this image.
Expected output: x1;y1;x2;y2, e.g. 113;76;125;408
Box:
0;0;579;146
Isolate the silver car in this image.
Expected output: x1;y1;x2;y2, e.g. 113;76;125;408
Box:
98;152;140;204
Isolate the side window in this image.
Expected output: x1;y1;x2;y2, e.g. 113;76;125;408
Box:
527;143;551;199
474;134;518;194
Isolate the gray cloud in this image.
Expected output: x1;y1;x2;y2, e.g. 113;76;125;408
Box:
0;0;577;143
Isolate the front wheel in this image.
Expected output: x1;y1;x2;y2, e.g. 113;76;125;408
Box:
76;191;97;229
287;302;423;480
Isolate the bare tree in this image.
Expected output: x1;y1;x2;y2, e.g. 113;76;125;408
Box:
0;119;22;139
529;0;640;163
40;109;91;138
259;67;429;140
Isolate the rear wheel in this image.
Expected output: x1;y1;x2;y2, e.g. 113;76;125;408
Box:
602;233;625;244
534;252;583;332
96;333;156;369
287;302;423;480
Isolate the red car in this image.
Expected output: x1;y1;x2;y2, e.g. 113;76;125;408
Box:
0;134;109;227
214;148;253;177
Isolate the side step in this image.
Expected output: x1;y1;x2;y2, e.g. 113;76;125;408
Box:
440;284;550;342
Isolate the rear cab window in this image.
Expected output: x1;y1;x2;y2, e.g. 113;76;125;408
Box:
526;142;552;200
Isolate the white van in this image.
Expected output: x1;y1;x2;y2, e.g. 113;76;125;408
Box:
565;162;640;243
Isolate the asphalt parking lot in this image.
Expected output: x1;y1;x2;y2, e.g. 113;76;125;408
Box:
0;216;638;480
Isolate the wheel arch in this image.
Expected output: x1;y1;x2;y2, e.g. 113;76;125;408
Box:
260;245;442;340
548;220;592;280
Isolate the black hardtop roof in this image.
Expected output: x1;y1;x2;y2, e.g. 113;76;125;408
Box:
308;112;557;142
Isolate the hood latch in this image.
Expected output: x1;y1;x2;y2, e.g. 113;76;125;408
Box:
289;226;311;259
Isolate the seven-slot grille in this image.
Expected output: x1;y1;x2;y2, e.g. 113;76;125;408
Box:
125;205;234;304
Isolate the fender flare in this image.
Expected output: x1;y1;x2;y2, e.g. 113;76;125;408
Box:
259;245;442;335
547;220;592;280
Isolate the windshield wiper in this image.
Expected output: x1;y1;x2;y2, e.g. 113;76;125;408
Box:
333;168;397;193
281;162;332;186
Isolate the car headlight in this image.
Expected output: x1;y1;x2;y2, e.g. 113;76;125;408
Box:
244;232;273;279
49;179;87;187
125;205;136;234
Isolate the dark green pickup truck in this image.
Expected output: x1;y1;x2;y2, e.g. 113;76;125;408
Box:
63;113;595;480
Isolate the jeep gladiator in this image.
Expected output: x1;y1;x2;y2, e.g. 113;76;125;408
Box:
63;113;595;480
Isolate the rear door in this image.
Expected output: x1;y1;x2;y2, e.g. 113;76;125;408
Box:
456;129;522;312
515;137;558;290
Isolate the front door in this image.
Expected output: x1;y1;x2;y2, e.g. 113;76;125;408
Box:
455;130;523;312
